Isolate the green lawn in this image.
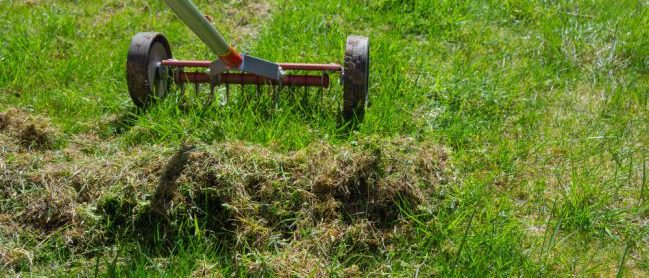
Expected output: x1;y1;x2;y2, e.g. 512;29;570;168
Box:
1;0;648;276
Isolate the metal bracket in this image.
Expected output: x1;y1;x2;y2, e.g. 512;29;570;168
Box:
210;54;284;82
239;54;284;81
209;59;228;78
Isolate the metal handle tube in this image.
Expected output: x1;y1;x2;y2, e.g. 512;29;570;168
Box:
164;0;230;56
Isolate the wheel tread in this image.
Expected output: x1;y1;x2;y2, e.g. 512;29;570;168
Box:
342;35;370;122
126;32;172;108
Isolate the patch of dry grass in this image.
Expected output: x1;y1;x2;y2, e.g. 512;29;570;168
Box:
0;108;451;276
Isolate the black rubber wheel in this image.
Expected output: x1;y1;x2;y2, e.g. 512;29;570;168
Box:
342;35;370;122
126;32;172;108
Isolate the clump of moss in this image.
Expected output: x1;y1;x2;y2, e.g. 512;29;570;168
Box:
0;108;56;150
21;184;77;231
18;123;53;150
0;246;33;273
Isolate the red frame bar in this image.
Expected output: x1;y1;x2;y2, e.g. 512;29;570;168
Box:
162;60;211;68
175;72;330;88
279;63;342;72
161;59;342;72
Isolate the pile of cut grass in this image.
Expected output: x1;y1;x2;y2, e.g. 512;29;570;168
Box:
0;108;450;276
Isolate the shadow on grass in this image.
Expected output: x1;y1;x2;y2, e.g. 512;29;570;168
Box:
109;109;140;135
96;145;235;256
99;107;143;137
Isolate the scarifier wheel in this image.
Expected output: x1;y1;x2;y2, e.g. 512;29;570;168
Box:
126;32;173;108
342;35;370;122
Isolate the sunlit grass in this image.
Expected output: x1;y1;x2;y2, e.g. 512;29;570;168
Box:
0;0;647;276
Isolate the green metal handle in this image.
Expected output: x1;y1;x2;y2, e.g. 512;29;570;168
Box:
164;0;230;56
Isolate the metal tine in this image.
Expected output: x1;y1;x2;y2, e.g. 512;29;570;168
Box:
302;85;308;110
179;80;186;97
319;72;326;113
288;85;295;105
223;81;230;106
320;72;325;103
177;68;187;106
205;75;217;107
272;85;276;108
319;85;324;107
240;73;246;106
273;85;280;109
194;76;200;95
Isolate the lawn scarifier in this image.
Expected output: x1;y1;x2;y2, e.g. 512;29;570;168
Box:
126;0;370;122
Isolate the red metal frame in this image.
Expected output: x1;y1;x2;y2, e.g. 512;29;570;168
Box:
161;59;343;72
175;72;330;88
163;59;339;88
